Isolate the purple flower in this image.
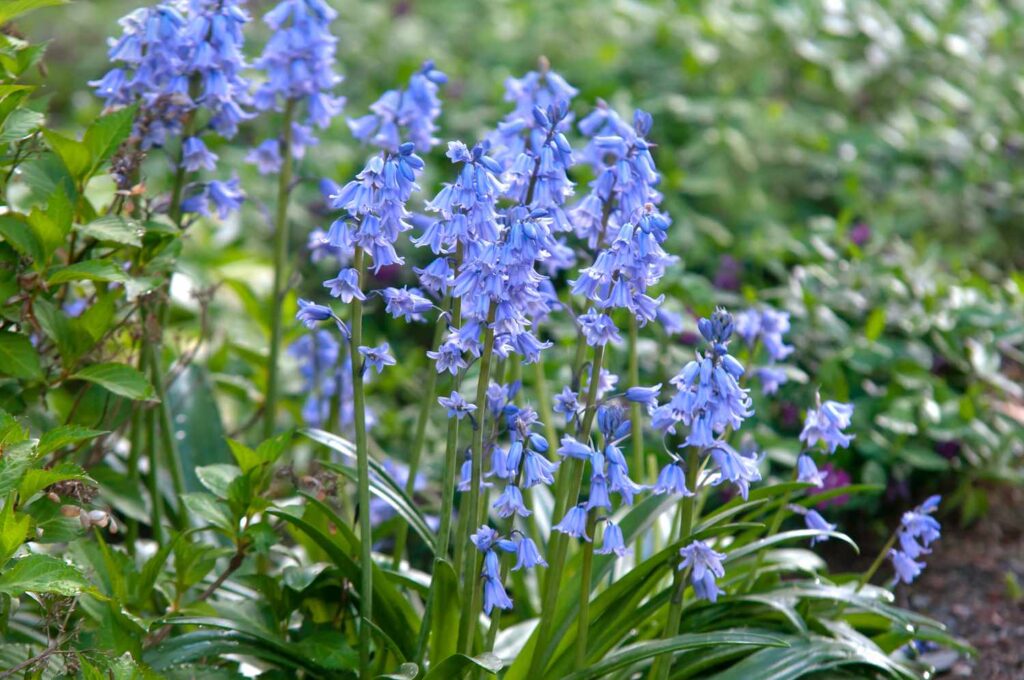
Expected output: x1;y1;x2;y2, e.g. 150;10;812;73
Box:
296;298;332;328
595;521;631;558
182;137;218;172
493;485;531;519
679;540;726;603
246;139;283;174
553;504;591;541
652;462;693;497
512;535;547;570
800;398;855;453
348;60;446;153
796;454;827;488
438;391;476;420
381;286;433;322
625;384;662;410
358;343;395;374
323;268;365;302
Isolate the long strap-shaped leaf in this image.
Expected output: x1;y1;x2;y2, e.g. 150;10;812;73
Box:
302;428;437;553
560;631;788;680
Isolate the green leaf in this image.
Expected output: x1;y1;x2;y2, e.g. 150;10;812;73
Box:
0;554;88;596
33;296;78;363
0;0;68;24
562;631;788;680
378;662;419;679
36;424;106;457
0;213;42;262
166;365;233;493
181;492;235;535
47;259;130;285
82;104;137;171
305;429;436;554
227;430;290;474
42;129;90;180
429;559;460;664
76;216;144;247
71;362;154;400
0;331;42;380
18;461;89;501
422;653;502;680
0;497;30;564
865;307;886;342
195;464;241;500
0;107;43;145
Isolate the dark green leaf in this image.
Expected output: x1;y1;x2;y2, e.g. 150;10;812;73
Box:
0;331;42;380
71;362;154;400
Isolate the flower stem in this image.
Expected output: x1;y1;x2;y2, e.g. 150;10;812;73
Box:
533;359;559;457
348;247;373;680
262;99;297;440
392;293;451;569
457;302;498;654
574;510;599;665
649;447;701;680
856;530;898;593
628;313;644;558
528;342;605;677
741;468;798;593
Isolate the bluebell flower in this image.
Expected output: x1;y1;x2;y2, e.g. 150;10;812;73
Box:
553;504;591;541
459;455;493;492
245;139;283;174
597;404;630;442
381;287;433;322
438;391;476;420
553;386;580;421
521;449;559;488
470;524;500;552
800;398;855;453
625;384;662;410
512;535;547;570
608;458;646;505
596;521;631;558
679;540;726;602
253;0;344;133
796;454;827;488
482;572;513;614
359;343;395;374
578;308;620;346
804;509;836;546
557;435;593;460
323;268;365;302
586;473;612;511
181;177;246;219
753;365;788;395
890;549;925;585
487;445;509;480
296;298;333;328
288;330;363;430
348;60;447;153
493;485;532;519
707;440;761;500
182;137;218;172
427;334;469;376
652;462;693;497
734;306;794;362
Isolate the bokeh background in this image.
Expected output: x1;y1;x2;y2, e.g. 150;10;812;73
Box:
21;0;1023;517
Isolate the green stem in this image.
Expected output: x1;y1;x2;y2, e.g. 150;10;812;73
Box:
528;342;605;677
145;402;163;545
262;99;297;440
574;510;599;665
628;314;644;558
856;530;898;593
348;247;373;680
533;360;559;457
391;295;450;570
457;302;498;654
649;447;701;680
146;343;186;520
741;468;798;593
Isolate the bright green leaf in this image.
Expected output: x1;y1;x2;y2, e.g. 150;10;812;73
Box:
71;362;154;400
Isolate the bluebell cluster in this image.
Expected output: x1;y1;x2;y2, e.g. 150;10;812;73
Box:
735;306;794;395
287;330;366;431
348;61;447;153
94;0;253;217
889;495;942;585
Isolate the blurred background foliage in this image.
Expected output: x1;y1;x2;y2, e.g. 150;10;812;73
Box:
18;0;1024;519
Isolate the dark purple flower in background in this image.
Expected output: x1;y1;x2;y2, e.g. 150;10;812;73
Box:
713;254;741;291
817;463;852;509
849;221;871;246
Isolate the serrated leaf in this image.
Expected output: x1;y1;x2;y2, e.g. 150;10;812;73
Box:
0;331;42;380
42;129;90;180
181;492;235;535
195;464;241;499
17;461;89;501
47;259;129;285
82;105;137;171
0;107;43;145
0;554;88;596
71;362;154;400
76;216;144;247
0;213;42;262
